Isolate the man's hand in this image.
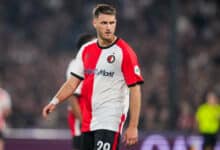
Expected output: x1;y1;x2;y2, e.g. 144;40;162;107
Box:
42;103;56;118
123;126;138;146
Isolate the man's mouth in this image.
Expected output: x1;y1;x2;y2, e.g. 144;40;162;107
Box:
105;32;111;35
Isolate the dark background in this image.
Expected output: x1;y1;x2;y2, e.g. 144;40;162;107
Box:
0;0;220;133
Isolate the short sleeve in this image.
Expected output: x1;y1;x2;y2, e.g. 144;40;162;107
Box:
66;59;75;79
2;94;11;110
0;88;12;110
66;59;82;95
121;46;144;87
70;47;85;80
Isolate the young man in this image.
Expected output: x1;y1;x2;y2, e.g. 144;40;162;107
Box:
66;33;96;150
42;4;144;150
196;88;220;150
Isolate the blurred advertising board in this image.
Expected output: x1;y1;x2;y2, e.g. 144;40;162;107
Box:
4;129;220;150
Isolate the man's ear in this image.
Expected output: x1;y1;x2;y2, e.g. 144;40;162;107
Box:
93;19;97;28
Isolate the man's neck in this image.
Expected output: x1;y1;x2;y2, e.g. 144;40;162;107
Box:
98;36;117;47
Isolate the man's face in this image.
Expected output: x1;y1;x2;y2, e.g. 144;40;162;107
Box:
207;92;219;105
93;14;116;42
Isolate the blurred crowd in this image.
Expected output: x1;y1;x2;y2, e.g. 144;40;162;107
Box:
0;0;220;132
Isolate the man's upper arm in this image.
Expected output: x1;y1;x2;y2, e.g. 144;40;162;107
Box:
121;46;144;87
69;47;85;80
67;75;82;90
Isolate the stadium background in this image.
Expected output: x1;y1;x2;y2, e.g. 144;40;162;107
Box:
0;0;220;149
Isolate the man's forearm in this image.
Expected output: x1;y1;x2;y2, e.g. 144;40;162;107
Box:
128;85;141;128
54;76;81;104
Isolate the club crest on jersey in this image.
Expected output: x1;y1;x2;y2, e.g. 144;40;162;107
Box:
107;55;115;63
134;65;141;76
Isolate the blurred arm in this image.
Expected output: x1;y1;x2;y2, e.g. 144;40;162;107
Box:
69;95;82;121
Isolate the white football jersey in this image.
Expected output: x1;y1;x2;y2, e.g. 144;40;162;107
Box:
70;38;144;133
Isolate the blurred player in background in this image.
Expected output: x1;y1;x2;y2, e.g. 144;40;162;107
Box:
42;3;144;150
196;87;220;150
66;33;96;150
0;83;12;150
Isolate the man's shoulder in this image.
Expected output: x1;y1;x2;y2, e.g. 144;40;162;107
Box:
197;103;208;111
0;88;10;101
0;88;9;96
81;39;97;50
117;38;131;48
116;38;136;56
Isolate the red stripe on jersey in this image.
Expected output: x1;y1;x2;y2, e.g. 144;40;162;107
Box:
112;114;126;150
81;44;102;132
117;39;144;86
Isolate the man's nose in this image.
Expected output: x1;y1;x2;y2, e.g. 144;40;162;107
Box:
106;23;111;29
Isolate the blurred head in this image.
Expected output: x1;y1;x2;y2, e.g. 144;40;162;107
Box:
76;33;96;50
206;87;220;105
92;4;117;42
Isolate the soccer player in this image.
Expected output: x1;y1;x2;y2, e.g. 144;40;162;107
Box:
196;88;220;150
42;3;144;150
0;86;12;150
66;33;96;150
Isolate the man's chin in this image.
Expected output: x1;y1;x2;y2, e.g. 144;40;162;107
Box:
103;36;114;42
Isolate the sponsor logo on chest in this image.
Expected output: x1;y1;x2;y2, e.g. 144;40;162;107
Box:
85;69;114;77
